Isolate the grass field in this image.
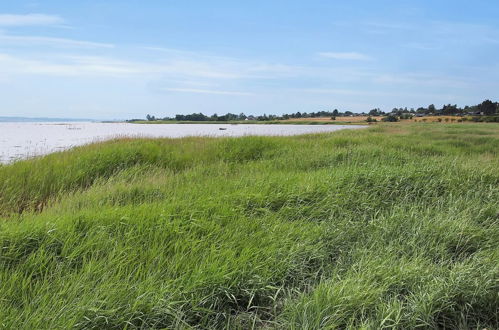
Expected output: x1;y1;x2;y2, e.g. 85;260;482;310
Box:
0;123;498;329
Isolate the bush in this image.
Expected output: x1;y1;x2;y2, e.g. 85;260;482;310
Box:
483;116;499;122
382;115;399;122
330;116;336;120
366;116;377;123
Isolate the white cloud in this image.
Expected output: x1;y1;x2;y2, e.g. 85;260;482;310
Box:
0;53;257;79
0;48;307;81
0;13;63;26
372;73;469;88
318;52;372;61
302;88;382;96
0;34;114;48
0;53;141;76
162;87;252;96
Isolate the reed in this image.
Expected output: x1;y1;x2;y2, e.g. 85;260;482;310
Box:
0;123;498;328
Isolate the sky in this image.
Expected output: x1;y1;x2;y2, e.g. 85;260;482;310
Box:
0;1;498;120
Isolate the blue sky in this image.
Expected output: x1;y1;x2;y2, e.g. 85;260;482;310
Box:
0;1;498;119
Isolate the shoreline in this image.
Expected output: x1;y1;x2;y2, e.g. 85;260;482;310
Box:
0;122;367;164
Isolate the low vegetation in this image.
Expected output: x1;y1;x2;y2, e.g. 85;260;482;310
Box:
0;124;498;328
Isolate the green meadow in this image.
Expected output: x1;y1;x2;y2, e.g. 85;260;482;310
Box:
0;123;498;329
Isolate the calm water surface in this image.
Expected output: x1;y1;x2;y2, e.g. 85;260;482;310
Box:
0;122;366;163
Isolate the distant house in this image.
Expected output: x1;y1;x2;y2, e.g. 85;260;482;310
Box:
246;115;256;121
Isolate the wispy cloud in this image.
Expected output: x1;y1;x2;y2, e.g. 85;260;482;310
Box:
318;52;372;61
364;22;415;32
162;87;252;96
0;33;114;48
0;53;143;76
0;13;64;26
302;88;381;96
372;73;470;88
0;53;265;79
404;42;441;51
364;20;499;45
0;47;308;81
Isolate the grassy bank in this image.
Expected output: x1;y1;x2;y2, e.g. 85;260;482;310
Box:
0;124;498;329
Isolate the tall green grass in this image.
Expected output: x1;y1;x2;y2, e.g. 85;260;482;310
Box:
0;123;498;329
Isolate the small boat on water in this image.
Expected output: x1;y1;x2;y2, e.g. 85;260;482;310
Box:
219;127;227;130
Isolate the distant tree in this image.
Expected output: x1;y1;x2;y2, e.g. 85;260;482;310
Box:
153;99;496;125
479;99;496;115
369;108;381;116
442;104;458;115
224;113;238;121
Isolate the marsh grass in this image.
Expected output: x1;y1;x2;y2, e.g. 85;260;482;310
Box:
0;124;498;329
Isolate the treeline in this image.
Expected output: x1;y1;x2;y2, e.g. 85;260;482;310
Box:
139;110;352;122
371;99;499;117
130;99;498;122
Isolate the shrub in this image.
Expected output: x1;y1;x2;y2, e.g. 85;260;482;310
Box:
382;115;399;122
